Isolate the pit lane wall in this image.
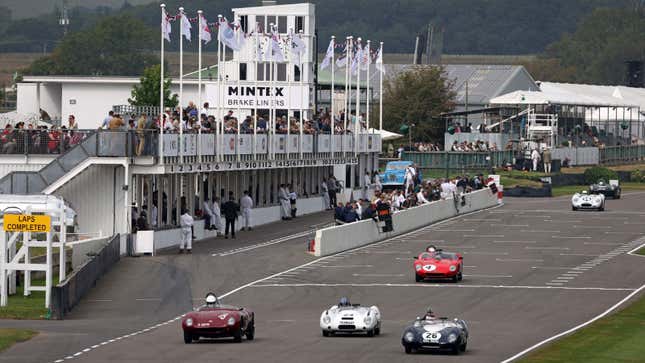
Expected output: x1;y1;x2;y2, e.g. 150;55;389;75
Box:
313;188;500;257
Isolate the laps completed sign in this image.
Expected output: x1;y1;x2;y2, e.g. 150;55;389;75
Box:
3;214;51;232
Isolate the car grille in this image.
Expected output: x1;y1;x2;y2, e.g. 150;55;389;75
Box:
582;203;592;207
338;325;356;330
341;317;354;320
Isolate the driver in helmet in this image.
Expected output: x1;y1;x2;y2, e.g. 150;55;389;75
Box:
338;297;351;307
205;293;218;308
422;306;437;320
426;245;437;253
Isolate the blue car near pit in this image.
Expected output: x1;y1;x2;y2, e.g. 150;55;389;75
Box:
380;161;420;189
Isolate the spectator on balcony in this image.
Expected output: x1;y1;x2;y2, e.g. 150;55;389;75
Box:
200;102;210;117
68;115;78;130
47;125;61;154
257;117;267;133
241;117;253;134
109;114;125;130
1;124;16;154
101;110;114;129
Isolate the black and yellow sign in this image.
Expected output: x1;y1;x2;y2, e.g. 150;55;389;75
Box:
3;214;51;232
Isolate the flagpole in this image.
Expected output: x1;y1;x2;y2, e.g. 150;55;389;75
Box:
216;14;222;161
298;30;304;159
345;36;353;157
355;37;361;156
269;23;275;160
159;4;166;165
379;42;383;132
235;16;241;163
286;29;291;158
197;10;203;164
366;40;371;134
253;22;259;160
330;36;335;158
179;7;185;164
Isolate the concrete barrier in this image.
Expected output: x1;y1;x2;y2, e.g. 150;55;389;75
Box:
314;188;499;257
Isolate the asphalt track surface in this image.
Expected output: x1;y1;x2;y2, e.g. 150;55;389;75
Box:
2;194;645;363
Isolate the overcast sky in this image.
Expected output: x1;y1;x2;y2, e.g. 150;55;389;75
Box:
1;0;156;19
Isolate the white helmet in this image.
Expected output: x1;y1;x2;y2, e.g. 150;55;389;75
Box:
205;292;218;306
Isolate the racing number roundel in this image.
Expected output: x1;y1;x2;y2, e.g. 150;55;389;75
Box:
422;264;436;272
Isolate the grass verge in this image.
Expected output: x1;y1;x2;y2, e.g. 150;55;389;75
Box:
0;329;37;352
519;293;645;363
552;182;645;197
636;247;645;256
0;278;53;319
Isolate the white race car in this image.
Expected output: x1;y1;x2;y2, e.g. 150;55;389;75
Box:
320;297;381;337
572;190;605;211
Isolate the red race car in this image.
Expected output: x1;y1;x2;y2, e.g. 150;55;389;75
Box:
414;246;463;283
182;293;255;344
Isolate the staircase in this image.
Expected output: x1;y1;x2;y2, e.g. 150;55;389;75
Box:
0;131;133;195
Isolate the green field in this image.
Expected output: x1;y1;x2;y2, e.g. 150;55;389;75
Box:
0;278;51;320
0;329;37;352
552;182;645;197
519;293;645;363
636;247;645;256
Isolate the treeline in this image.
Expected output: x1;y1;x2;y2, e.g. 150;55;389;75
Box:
0;0;631;54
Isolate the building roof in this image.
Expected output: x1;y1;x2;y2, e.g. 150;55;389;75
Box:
490;82;645;108
232;2;314;16
329;64;537;102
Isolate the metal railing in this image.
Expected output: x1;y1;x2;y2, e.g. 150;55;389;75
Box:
402;151;514;170
600;145;645;165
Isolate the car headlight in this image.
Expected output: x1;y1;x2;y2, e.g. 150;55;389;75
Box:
323;315;331;324
415;265;422;271
573;197;579;203
448;333;457;343
364;316;372;325
404;332;415;342
449;265;457;272
185;318;193;327
227;316;236;326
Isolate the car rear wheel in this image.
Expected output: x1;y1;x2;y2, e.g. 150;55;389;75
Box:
183;331;193;344
404;346;413;354
599;204;605;211
375;326;381;335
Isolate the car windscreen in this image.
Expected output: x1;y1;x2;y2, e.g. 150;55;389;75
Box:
433;252;458;260
386;164;409;170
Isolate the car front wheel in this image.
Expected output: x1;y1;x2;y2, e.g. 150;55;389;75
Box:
415;274;423;282
322;330;330;337
233;327;243;343
405;346;413;354
183;331;193;344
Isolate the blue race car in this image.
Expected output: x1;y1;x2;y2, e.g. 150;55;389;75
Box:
380;161;420;189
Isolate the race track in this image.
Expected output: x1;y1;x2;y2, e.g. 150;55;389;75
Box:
2;194;645;363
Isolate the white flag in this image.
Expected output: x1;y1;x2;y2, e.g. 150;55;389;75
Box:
199;14;211;44
375;44;385;74
232;19;247;50
336;43;348;68
351;42;362;75
180;13;191;41
218;18;243;51
290;32;307;64
161;8;171;42
360;42;371;71
319;38;334;70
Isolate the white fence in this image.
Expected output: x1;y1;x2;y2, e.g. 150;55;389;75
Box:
314;188;499;257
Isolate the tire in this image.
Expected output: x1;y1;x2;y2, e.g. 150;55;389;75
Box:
614;191;620;199
233;327;243;343
458;271;463;281
183;331;193;344
367;329;375;337
322;330;330;337
245;322;255;340
452;274;459;283
375;326;381;336
404;346;413;354
599;204;605;212
460;342;467;352
452;342;461;355
572;206;577;211
415;274;423;282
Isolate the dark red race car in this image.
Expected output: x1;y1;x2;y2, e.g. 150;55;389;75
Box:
182;293;255;344
414;246;463;283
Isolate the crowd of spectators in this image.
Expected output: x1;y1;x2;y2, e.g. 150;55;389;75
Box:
450;140;498;152
1;115;86;154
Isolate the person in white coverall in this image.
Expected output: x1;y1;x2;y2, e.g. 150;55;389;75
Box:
279;184;291;220
179;208;194;253
531;149;541;172
321;178;330;210
240;190;253;231
211;196;223;235
404;166;416;196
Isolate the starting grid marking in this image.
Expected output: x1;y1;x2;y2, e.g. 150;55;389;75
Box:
212;229;316;257
546;236;645;286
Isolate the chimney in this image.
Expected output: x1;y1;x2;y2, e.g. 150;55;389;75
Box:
262;0;277;5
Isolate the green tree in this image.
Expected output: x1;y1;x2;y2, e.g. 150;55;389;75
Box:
545;7;645;84
129;64;178;108
381;66;456;142
26;15;158;76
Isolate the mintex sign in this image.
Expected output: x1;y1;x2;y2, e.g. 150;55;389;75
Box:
206;84;309;110
3;214;51;232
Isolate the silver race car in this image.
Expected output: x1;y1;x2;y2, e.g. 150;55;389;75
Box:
320;297;381;337
572;190;605;211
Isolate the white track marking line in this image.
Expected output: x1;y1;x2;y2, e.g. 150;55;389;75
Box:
319;265;374;268
212;229;314;257
572;225;611;229
250;283;635;292
605;231;640;235
560;253;600;257
583;242;623;246
526;246;570;250
464;274;513;278
361;250;412;254
465;251;509;255
490;224;529;227
501;282;645;363
352;273;405;277
497;258;544;262
463;218;501;221
626;239;645;256
521;230;561;233
551;236;591;239
432;229;475;232
493;240;537;244
531;266;575;270
463;234;505;238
